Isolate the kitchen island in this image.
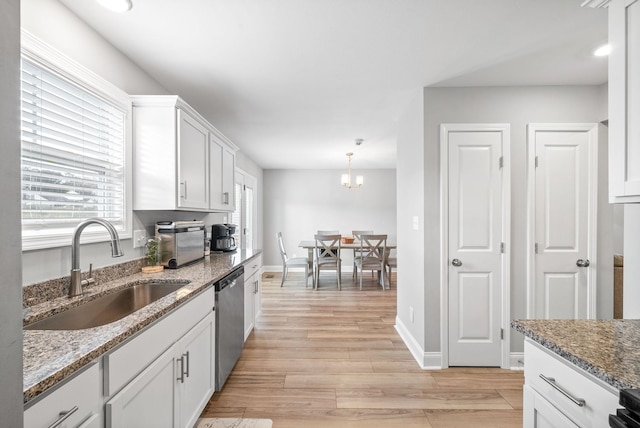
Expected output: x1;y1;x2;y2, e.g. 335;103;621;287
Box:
23;249;261;405
512;319;640;427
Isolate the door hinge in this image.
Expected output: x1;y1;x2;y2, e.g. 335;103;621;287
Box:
500;242;505;253
500;328;504;340
535;243;538;254
535;156;539;168
499;156;504;169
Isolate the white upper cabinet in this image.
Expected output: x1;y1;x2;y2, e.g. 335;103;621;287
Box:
609;0;640;202
209;134;236;212
132;96;237;211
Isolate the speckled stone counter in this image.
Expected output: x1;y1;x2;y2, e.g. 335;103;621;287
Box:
512;319;640;391
23;249;261;404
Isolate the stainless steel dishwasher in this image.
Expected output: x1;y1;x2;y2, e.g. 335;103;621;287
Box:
214;266;244;390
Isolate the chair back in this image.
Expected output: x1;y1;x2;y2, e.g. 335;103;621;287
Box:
352;230;373;240
277;232;288;262
314;234;341;261
359;234;387;263
317;230;339;235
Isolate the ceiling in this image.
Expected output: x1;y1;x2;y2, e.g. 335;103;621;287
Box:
59;0;608;170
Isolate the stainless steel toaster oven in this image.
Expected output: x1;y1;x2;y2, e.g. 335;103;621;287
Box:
155;220;205;268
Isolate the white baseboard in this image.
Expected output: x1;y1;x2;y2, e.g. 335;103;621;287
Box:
395;316;442;370
510;352;524;370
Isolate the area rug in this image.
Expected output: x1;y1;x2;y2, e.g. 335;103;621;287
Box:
196;418;273;428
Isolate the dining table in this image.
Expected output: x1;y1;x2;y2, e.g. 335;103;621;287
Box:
298;239;396;288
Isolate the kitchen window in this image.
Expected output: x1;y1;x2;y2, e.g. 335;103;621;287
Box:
20;32;132;250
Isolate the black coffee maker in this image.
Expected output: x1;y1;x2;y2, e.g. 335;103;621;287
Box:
210;224;238;252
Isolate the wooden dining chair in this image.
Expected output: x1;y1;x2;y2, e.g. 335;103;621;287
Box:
352;230;373;279
277;232;311;287
313;234;341;290
385;249;397;286
354;234;387;290
317;230;339;258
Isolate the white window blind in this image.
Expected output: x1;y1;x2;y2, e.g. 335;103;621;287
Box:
20;56;126;242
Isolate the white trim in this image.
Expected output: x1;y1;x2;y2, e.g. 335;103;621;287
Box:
510;352;525;371
263;265;356;273
439;123;511;369
20;30;133;251
394;317;442;370
526;123;599;319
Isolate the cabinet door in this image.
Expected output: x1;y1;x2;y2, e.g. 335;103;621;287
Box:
178;313;215;428
222;148;236;211
106;345;178;428
253;273;261;324
524;385;579;428
178;109;209;210
610;0;640;202
209;137;225;211
244;272;255;341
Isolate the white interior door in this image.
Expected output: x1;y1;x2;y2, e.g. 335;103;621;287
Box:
528;124;597;319
443;124;509;367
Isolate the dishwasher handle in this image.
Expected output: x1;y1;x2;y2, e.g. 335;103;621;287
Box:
215;266;244;291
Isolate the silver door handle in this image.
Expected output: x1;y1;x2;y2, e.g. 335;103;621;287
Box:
48;406;79;428
184;351;190;378
181;181;188;199
451;258;462;267
576;259;590;267
539;374;586;407
223;191;229;204
177;355;185;383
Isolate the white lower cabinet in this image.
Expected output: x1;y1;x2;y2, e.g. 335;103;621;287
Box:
523;339;619;428
24;362;101;428
524;385;579;428
105;313;215;428
243;256;262;341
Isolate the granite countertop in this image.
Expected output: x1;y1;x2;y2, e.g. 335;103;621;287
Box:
512;319;640;390
23;249;261;404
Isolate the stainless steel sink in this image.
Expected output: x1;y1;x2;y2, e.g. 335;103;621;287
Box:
25;281;189;330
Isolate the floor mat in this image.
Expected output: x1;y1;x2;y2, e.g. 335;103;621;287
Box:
196;418;273;428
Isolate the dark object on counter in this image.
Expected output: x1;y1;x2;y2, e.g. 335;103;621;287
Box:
214;266;244;390
211;223;238;252
155;221;205;268
610;389;640;427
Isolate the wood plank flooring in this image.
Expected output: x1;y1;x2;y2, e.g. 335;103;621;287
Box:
200;271;524;427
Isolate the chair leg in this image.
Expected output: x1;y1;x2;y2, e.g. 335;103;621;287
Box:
304;264;309;288
281;266;286;287
337;268;341;290
359;267;363;290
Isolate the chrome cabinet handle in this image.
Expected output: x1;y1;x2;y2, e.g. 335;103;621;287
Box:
223;192;229;205
451;258;462;267
177;355;185;383
180;181;188;199
539;374;585;407
184;351;190;378
576;259;591;267
48;406;79;428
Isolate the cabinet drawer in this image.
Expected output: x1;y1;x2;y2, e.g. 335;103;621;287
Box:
104;287;214;396
524;340;619;428
24;362;100;428
244;255;262;279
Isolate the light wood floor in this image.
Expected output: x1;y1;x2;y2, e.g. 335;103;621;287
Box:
200;271;524;427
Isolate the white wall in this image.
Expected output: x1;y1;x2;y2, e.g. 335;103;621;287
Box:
624;204;640;317
396;85;610;359
236;151;265;250
262;169;396;268
19;0;264;285
0;0;24;424
395;90;428;361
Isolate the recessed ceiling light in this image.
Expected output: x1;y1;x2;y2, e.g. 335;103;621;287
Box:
96;0;133;13
594;44;611;57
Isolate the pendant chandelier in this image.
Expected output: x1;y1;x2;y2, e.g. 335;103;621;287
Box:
341;151;363;189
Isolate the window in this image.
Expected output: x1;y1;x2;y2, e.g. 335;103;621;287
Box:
21;32;131;250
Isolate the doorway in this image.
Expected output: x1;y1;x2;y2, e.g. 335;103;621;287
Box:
231;169;257;250
527;123;598;319
440;123;511;368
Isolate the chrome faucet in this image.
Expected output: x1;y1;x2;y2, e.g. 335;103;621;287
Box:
70;218;124;297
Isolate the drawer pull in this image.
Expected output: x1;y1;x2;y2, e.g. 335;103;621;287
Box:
48;405;79;428
539;374;586;407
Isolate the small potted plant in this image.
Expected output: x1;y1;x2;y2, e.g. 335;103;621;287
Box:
142;237;164;273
